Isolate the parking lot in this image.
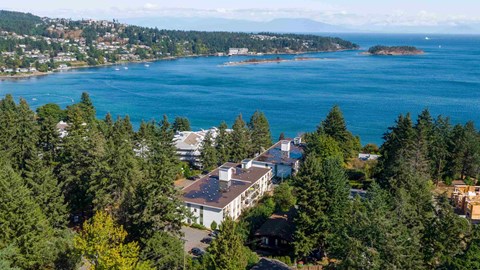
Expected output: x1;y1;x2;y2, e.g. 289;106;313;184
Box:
181;226;210;254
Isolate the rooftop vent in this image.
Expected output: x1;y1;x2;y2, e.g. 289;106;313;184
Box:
219;166;234;192
241;159;253;169
294;137;302;145
281;140;291;152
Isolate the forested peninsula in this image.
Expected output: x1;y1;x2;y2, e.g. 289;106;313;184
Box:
0;10;359;77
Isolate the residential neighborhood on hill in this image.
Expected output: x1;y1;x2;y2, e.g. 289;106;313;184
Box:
0;10;359;76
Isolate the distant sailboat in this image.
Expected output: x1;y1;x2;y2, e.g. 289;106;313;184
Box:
438;45;442;48
32;98;37;101
115;68;120;71
145;64;150;67
124;67;128;70
425;37;430;40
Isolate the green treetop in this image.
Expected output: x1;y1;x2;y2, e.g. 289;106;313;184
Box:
200;131;218;171
248;111;272;156
230;114;251;162
215;121;231;165
172;116;191;132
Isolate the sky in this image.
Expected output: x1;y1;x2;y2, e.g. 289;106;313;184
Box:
1;0;480;28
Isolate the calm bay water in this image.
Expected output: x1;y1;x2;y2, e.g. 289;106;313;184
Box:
1;33;479;145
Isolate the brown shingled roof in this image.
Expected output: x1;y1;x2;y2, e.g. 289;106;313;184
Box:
254;209;296;242
181;163;271;209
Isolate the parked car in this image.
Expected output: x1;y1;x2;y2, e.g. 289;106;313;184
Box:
201;237;213;244
208;230;219;238
190;247;205;256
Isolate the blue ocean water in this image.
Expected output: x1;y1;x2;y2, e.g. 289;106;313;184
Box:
1;33;479;145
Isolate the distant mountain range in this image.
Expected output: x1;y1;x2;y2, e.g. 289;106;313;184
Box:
121;17;354;33
122;17;480;34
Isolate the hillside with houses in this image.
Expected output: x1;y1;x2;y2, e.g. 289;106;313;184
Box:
0;10;359;76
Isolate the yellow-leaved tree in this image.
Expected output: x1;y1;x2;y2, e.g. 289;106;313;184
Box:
74;211;153;270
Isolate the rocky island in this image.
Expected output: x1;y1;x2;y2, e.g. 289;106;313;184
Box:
364;45;424;56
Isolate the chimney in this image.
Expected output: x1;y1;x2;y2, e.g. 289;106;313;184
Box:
219;166;234;192
294;137;302;145
281;140;291;152
241;159;253;169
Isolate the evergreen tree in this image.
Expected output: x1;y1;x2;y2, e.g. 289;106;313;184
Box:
448;225;480;270
24;152;68;229
36;103;65;122
172;116;191;132
79;92;96;123
321;157;350;258
0;159;59;269
423;194;470;268
0;246;21;270
273;181;296;212
125;116;185;239
229;114;251;162
215;121;231;165
205;217;252;270
248;111;272;155
305;133;343;162
338;184;424;269
377;113;416;187
37;114;60;165
10;98;38;172
140;231;184;270
430;116;451;185
200;131;218;171
278;132;286;141
134;121;156;160
292;154;326;258
320;105;360;159
90;116;140;217
0;95;18;158
57;106;105;215
460;122;480;179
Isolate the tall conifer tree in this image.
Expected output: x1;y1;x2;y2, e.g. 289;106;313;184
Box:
230;114;251;162
248;111;272;155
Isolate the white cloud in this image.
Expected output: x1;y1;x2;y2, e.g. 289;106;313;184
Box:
143;3;158;10
29;5;480;28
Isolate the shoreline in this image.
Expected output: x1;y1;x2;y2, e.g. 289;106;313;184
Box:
0;49;357;80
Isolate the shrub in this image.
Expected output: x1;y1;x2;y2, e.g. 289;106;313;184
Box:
190;223;207;230
210;221;217;231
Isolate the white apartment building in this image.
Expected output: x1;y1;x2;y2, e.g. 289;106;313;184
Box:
182;161;273;229
174;127;228;168
228;48;249;55
252;138;304;179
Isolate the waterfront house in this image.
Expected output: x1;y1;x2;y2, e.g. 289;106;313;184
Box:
182;161;273;229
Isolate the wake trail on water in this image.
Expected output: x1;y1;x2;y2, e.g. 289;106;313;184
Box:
103;80;153;99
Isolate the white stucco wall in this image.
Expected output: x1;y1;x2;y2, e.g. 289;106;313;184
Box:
186;203;224;229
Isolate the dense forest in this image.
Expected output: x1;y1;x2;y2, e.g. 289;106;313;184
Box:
1;93;480;269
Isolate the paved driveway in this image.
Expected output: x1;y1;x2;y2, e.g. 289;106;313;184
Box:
181;226;210;253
